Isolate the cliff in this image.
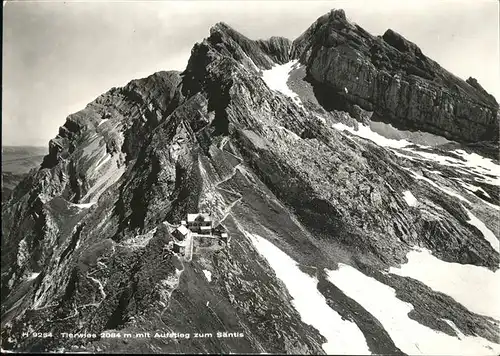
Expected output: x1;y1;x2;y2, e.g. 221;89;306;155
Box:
292;9;499;143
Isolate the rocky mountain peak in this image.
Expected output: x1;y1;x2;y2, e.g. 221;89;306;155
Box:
2;8;500;355
209;21;232;35
317;8;349;26
182;20;294;100
466;76;499;106
328;8;347;20
382;28;424;57
208;23;292;65
291;10;499;142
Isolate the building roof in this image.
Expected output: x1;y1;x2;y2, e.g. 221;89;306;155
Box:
200;225;211;230
187;213;212;222
175;225;190;236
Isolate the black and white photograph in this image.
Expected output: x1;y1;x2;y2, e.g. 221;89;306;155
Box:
1;0;499;354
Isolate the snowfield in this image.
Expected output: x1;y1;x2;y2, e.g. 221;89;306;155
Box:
389;247;500;321
332;122;500;187
405;168;471;204
332;122;412;148
458;180;492;199
403;148;500;186
327;263;500;355
403;168;499;252
261;60;304;108
246;231;370;355
454;149;500;186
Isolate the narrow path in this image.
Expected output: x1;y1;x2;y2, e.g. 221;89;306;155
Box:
206;305;226;328
31;302;59;312
216;163;242;188
3;295;28;315
216;186;241;197
86;275;107;304
56;306;79;321
215;154;244;226
156;141;243;330
219;196;242;225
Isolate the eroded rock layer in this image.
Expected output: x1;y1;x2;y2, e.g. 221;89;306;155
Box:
2;9;499;355
292;9;499;143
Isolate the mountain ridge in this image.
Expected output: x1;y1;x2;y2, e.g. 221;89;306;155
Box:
2;9;499;355
289;9;499;143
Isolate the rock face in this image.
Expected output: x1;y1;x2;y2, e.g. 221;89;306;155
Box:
292;9;499;143
2;9;500;355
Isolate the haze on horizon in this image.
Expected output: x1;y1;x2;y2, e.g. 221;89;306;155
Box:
3;0;499;148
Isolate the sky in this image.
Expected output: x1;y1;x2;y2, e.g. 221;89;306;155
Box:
3;0;499;147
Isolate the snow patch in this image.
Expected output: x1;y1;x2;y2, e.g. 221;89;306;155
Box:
87;275;106;302
17;239;29;267
328;262;500;355
26;272;40;281
202;270;212;282
330;120;499;187
455;150;500;183
332;122;411;148
242;52;260;73
314;114;326;124
98;119;109;126
403;148;500;186
403;190;418;206
70;202;96;209
464;209;499;252
443;319;466;339
7;273;16;288
406;169;498;250
458;181;492;199
404;168;472;204
94;153;111;172
261;60;304;108
389;247;500;321
246;231;370;355
456;180;499;211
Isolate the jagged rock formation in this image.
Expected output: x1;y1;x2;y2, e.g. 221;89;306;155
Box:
292;9;499;143
1;9;499;355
